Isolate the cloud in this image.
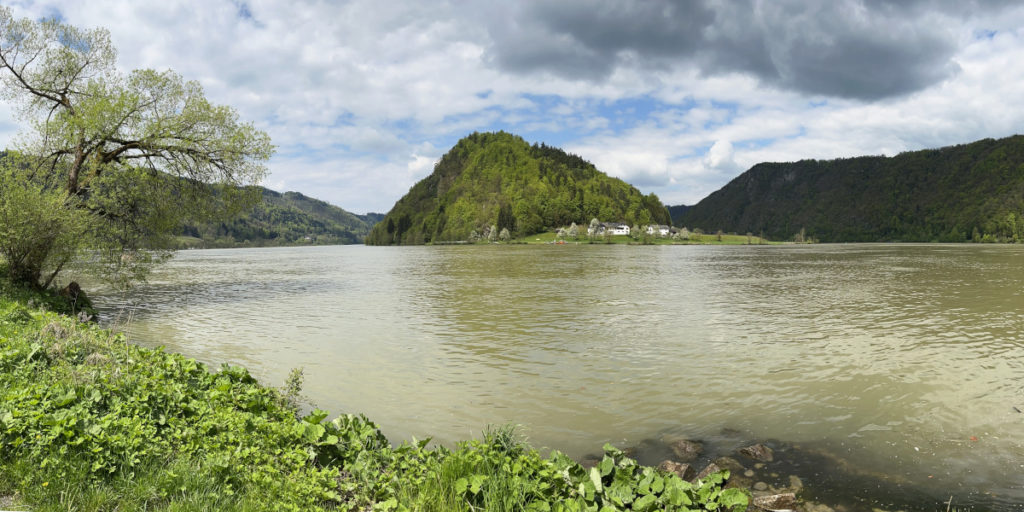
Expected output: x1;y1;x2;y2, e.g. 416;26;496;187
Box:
481;0;991;100
2;1;1024;214
703;140;739;173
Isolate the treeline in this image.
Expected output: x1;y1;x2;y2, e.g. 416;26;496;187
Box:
178;188;379;248
366;131;671;245
679;135;1024;242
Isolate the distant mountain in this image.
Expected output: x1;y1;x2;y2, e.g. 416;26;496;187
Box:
366;131;671;245
680;135;1024;242
181;187;373;247
356;212;386;226
667;204;691;227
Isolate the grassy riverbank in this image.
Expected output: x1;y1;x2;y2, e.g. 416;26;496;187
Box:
0;280;748;511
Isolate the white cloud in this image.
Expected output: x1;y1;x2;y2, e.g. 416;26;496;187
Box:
1;1;1023;213
703;140;739;173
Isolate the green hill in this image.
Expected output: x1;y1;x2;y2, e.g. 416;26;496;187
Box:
365;132;671;245
667;204;691;227
678;135;1024;242
181;187;378;247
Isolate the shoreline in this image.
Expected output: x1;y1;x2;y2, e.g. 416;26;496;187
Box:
1;284;754;511
2;283;1014;511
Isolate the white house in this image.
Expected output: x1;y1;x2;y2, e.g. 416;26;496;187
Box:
587;222;631;236
607;223;630;235
645;225;671;237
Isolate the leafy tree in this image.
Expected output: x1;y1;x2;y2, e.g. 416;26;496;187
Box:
0;154;90;287
0;9;272;287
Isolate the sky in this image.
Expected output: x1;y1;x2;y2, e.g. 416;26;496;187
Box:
1;0;1024;214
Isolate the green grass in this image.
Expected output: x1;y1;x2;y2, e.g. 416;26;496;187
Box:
0;277;748;511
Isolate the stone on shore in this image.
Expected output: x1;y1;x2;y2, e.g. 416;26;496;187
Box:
657;460;695;480
712;456;746;475
667;438;703;462
739;443;775;462
752;492;797;510
694;462;722;481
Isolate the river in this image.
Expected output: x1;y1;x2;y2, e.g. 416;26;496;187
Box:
90;244;1024;510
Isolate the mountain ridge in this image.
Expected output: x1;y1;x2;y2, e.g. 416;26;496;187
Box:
676;135;1024;242
180;186;381;247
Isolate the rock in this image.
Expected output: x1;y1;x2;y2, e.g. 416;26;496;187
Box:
694;463;721;481
658;460;696;480
712;456;747;475
754;481;769;491
724;475;753;490
788;475;804;491
752;493;797;510
667;438;703;462
744;469;755;478
739;443;775;462
755;463;766;469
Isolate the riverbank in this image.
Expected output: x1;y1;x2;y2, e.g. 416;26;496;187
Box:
0;281;753;511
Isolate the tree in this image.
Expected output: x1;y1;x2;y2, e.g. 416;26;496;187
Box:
0;9;272;287
0;153;90;288
568;222;579;239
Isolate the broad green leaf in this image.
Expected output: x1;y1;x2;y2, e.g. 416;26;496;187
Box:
589;466;604;493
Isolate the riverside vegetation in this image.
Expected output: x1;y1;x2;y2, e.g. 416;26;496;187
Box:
0;276;749;512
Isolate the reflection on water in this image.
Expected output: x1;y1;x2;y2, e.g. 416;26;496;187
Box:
92;244;1024;509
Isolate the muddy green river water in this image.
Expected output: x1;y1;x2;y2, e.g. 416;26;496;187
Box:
91;244;1024;510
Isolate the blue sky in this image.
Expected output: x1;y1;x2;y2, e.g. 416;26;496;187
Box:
2;0;1024;214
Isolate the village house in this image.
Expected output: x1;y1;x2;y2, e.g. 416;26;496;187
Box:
588;222;630;236
645;225;671;237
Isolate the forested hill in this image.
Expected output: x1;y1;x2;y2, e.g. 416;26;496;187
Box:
180;188;380;248
365;131;671;245
679;135;1024;242
667;204;691;227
